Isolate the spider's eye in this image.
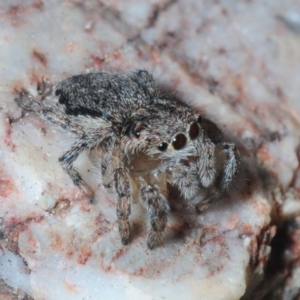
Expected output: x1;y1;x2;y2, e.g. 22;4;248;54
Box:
132;129;140;138
189;122;199;140
197;115;203;123
172;133;187;150
125;122;144;138
132;123;143;138
158;142;168;151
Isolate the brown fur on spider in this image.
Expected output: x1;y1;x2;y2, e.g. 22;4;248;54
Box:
15;70;240;249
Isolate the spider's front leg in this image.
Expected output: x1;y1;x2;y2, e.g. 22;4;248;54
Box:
114;167;132;245
140;180;170;249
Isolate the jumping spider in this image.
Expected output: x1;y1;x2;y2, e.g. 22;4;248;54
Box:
15;70;240;249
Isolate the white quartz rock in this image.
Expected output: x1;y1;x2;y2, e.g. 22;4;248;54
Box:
1;0;300;299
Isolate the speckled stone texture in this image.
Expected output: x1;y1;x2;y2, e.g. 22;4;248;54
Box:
0;1;300;299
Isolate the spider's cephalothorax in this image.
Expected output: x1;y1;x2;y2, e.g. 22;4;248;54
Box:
15;70;240;249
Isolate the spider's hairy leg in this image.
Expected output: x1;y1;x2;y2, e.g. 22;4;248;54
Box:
59;137;95;202
89;139;118;193
195;188;220;214
131;70;157;98
15;90;74;131
15;90;44;113
114;167;132;245
140;181;170;249
195;142;240;214
219;142;240;189
99;153;116;192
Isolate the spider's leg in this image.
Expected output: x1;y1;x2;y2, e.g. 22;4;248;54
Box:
59;137;95;202
15;90;76;131
89;138;118;193
140;180;170;249
114;167;132;245
195;188;219;214
218;142;240;190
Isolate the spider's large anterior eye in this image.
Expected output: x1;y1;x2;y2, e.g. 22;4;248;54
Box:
158;142;168;151
172;133;187;150
189;122;199;140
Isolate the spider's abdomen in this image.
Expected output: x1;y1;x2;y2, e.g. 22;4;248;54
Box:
54;72;157;124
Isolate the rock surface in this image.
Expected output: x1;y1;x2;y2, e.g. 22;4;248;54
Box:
0;1;300;299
